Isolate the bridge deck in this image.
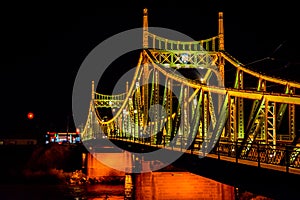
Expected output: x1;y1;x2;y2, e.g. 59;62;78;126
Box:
170;145;300;175
206;154;300;175
110;138;300;175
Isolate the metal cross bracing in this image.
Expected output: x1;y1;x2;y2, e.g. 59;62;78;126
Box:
80;9;300;169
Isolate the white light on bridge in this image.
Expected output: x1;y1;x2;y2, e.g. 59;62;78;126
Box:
180;53;189;64
193;98;197;106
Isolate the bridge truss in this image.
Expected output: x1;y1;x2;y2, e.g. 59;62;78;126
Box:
81;9;300;169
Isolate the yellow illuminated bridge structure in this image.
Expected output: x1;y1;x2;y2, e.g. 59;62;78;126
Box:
81;9;300;171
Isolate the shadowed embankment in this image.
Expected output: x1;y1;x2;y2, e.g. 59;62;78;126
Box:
0;143;83;184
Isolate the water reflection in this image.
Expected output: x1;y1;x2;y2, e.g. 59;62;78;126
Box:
0;183;124;200
134;171;236;200
0;174;274;200
136;171;275;199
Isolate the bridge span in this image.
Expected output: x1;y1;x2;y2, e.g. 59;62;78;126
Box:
77;8;300;200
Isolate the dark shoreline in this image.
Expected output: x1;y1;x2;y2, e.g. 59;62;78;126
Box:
0;143;84;184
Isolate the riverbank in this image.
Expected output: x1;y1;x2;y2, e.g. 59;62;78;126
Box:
0;143;83;184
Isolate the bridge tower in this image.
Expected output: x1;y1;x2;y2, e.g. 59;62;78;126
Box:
142;8;150;133
218;12;225;80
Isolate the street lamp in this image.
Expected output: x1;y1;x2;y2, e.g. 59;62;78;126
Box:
27;112;34;120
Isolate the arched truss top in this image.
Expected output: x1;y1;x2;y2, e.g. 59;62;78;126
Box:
221;51;300;89
147;32;219;52
146;31;300;89
94;92;126;108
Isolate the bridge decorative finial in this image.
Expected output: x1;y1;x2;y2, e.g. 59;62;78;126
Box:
143;8;148;15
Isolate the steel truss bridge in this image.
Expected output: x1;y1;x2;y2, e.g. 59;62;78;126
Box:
81;9;300;171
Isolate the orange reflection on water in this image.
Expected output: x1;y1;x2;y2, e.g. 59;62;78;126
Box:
135;172;235;200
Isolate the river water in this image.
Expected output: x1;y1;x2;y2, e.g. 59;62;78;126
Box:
0;183;124;200
0;144;275;199
0;172;274;200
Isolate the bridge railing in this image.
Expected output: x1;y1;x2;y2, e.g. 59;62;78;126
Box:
212;141;300;171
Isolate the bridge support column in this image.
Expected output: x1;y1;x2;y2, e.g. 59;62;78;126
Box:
84;151;132;179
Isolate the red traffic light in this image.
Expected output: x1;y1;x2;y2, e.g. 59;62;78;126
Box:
27;112;34;120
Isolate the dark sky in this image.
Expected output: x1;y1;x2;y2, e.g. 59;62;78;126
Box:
1;1;299;137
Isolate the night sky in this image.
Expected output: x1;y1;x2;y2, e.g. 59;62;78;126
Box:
1;1;299;137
